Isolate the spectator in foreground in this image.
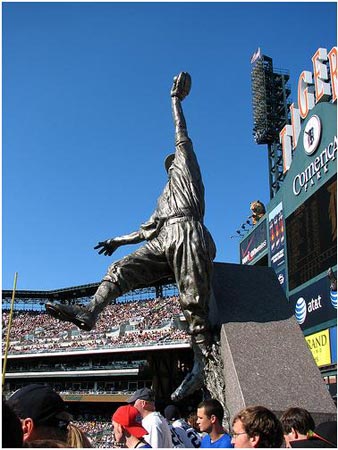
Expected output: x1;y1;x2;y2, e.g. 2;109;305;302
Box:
197;399;232;448
164;404;201;448
231;405;283;448
280;407;315;447
187;412;205;439
7;384;71;445
67;422;92;448
112;405;151;448
2;398;23;448
128;388;172;448
23;439;68;447
290;421;337;448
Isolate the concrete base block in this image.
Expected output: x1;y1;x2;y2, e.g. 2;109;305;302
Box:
210;262;336;424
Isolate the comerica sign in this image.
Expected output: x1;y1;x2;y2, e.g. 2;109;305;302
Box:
292;135;337;195
280;47;337;173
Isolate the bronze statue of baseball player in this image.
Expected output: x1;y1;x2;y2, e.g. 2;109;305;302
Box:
46;73;216;400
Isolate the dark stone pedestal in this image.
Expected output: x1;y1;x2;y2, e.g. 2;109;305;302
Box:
210;262;336;425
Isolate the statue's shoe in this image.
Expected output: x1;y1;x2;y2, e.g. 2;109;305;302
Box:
45;302;95;331
170;360;204;401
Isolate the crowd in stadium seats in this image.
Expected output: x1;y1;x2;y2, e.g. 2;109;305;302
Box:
72;419;114;448
2;297;190;355
7;360;143;373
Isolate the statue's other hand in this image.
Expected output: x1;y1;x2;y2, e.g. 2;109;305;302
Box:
94;239;119;256
171;72;191;100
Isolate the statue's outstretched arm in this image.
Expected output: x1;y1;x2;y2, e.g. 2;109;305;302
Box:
94;231;144;256
171;72;191;144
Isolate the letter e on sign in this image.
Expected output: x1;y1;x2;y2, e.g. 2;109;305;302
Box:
328;47;337;102
312;48;331;103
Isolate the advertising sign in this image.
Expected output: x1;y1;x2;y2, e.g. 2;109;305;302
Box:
305;329;331;367
330;326;337;364
268;202;285;270
289;276;336;331
240;219;267;265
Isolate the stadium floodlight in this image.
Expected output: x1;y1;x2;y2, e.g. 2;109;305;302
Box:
250;49;292;199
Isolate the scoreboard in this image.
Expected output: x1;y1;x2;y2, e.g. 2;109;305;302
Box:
286;176;337;291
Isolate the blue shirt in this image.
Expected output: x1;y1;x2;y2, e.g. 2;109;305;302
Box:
200;433;233;448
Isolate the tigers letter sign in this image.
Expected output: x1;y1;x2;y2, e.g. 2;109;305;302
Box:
280;46;337;172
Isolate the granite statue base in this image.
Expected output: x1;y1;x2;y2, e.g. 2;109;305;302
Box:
208;262;336;425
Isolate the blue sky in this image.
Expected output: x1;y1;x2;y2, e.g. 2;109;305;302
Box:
3;2;337;290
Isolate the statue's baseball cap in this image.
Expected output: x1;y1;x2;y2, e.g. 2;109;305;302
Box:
164;154;175;172
112;405;148;438
7;384;72;428
127;387;155;404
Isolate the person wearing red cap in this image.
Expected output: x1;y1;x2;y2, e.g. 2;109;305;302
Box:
112;405;152;448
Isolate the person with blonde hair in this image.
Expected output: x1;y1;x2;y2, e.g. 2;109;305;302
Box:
67;423;92;448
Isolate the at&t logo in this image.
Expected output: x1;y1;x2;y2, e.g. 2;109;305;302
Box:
295;297;307;324
295;294;323;325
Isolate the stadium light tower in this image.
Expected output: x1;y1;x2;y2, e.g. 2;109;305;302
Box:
251;48;291;199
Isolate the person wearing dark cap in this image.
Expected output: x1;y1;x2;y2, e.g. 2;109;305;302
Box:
128;388;173;448
164;404;201;448
280;407;315;447
290;421;337;448
46;72;217;403
7;384;71;444
112;405;151;448
2;398;24;448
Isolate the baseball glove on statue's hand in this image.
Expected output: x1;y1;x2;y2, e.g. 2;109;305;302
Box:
171;72;191;100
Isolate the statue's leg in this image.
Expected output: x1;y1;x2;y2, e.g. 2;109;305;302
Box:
175;250;214;351
170;284;212;402
46;241;171;331
86;279;122;318
170;223;214;400
45;280;121;331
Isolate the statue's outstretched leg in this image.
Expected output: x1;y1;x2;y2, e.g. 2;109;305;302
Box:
45;280;121;331
170;332;213;401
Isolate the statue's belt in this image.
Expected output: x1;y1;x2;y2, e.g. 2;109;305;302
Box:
165;216;202;225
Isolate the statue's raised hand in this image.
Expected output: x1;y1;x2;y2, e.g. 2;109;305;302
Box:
171;72;191;100
94;239;120;256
